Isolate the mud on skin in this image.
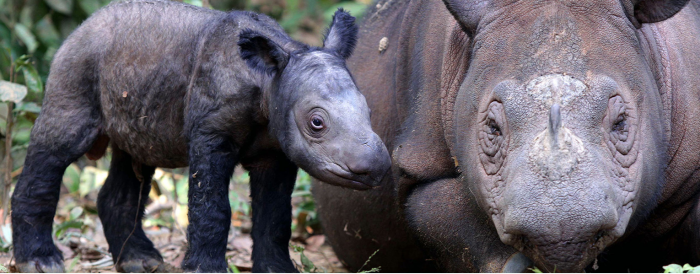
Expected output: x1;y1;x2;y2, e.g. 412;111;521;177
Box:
313;0;700;272
11;0;391;272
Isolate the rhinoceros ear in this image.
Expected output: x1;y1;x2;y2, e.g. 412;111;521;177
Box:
442;0;489;37
323;8;358;59
239;29;290;76
633;0;689;24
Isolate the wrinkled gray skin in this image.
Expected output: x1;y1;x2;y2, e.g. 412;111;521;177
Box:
313;0;700;272
11;0;390;272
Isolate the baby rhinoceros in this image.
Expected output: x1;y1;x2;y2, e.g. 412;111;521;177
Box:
11;0;391;272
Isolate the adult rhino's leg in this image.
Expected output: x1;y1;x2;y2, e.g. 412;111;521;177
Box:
405;178;530;272
12;94;101;273
243;154;298;272
97;148;167;272
181;134;237;272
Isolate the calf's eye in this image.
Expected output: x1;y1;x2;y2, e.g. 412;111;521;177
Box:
310;115;325;131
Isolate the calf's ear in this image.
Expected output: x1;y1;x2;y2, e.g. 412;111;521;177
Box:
323;8;358;59
632;0;689;24
238;29;290;75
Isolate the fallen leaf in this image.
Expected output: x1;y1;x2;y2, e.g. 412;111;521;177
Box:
306;235;325;252
232;236;253;254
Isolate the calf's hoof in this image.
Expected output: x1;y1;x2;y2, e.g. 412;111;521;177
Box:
252;261;299;273
117;258;178;273
15;260;65;273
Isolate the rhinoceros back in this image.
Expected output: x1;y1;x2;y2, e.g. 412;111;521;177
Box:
47;0;223;167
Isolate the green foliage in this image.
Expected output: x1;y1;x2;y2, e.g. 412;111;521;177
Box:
228;261;241;273
665;264;700;273
0;223;12;253
0;80;26;103
65;255;81;272
292;170;318;231
245;0;370;46
291;244;318;273
54;208;85;239
62;164;81;193
357;249;380;273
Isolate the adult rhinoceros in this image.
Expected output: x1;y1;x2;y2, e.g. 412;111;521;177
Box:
312;0;700;272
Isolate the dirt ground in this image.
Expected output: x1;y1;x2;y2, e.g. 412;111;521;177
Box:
0;166;348;273
0;222;346;273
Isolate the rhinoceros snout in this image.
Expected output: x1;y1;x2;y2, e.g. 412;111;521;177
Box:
500;182;619;272
344;134;391;187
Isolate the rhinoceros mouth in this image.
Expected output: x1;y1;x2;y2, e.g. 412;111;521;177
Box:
321;165;375;190
506;229;615;272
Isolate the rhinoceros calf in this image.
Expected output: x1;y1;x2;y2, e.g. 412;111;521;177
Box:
11;0;391;272
313;0;700;272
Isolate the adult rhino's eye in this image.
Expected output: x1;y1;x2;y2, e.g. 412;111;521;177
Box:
612;114;627;132
479;101;508;175
309;115;325;131
488;119;501;136
605;95;637;167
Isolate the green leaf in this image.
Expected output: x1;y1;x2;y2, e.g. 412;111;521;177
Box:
665;264;685;273
78;0;102;14
0;223;12;245
230;264;240;273
0;80;28;103
14;24;38;53
357;249;380;273
300;251;316;273
69;206;83;220
20;6;34;30
184;0;203;7
290;244;304;253
358;267;381;273
324;2;368;24
0;264;7;273
291;190;312;198
44;0;73;15
62;164;81;193
43;46;58;63
35;15;61;48
20;63;43;95
54;219;83;238
15;102;41;114
176;176;188;204
66;256;80;272
59;17;79;38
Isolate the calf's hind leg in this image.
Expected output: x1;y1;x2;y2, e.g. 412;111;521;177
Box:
11;104;100;272
97;148;167;272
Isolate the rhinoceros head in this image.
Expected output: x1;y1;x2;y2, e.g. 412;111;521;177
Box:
444;0;688;271
238;9;391;190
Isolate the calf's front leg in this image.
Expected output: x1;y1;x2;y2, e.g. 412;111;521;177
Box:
181;135;238;273
245;154;298;272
